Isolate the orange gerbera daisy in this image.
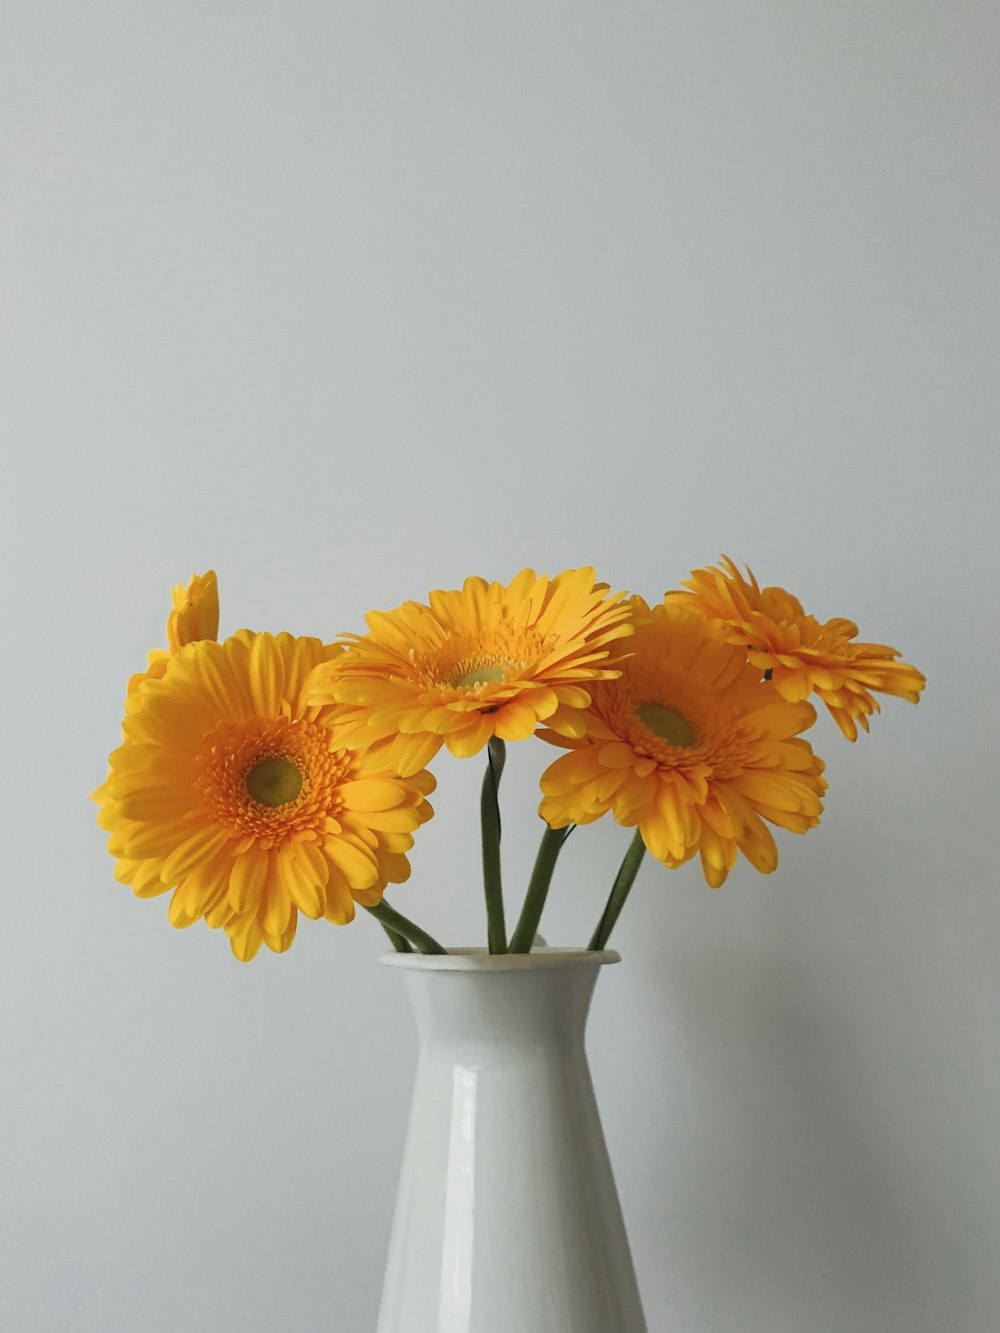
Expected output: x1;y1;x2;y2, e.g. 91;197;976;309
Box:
94;632;434;961
538;600;826;887
128;569;219;694
666;557;925;741
307;567;633;777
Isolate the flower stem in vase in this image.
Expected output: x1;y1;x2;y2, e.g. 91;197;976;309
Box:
589;829;646;950
481;737;508;953
508;824;574;952
365;901;447;955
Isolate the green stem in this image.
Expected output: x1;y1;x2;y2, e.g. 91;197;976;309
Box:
481;737;508;953
365;901;447;955
508;824;574;953
381;924;413;953
588;829;646;951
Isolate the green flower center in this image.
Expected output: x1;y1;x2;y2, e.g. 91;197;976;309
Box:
636;702;697;747
454;665;507;687
245;756;303;807
450;653;525;689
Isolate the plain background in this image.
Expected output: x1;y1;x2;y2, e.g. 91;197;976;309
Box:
3;3;998;1330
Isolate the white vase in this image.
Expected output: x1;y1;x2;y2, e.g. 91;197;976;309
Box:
375;947;648;1333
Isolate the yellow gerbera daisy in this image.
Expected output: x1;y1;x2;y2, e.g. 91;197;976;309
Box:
127;569;219;694
666;557;925;741
538;600;826;888
95;632;434;961
307;567;633;777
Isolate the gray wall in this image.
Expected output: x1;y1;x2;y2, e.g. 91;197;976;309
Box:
3;3;997;1330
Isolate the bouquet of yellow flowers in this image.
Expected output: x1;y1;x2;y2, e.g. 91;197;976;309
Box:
93;560;924;962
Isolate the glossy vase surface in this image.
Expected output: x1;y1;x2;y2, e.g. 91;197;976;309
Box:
376;948;648;1333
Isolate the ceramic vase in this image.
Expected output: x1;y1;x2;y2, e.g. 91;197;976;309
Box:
375;947;648;1333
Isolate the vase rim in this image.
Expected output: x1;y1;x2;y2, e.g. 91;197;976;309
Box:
379;946;621;972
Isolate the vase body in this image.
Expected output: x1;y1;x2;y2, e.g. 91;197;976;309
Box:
376;948;647;1333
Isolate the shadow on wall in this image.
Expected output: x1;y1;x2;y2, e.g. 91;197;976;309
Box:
622;940;973;1333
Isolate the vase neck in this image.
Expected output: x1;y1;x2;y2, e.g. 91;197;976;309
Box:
400;964;603;1050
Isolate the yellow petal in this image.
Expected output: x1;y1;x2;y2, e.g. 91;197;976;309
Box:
338;779;407;812
286;846;327;919
442;713;495;759
325;838;379;890
263;908;298;954
116;786;195;824
323;876;358;924
493;701;541;743
168;885;199;928
228;916;264;962
249;633;285;717
388;731;442;778
260;885;292;938
261;878;292;937
160;826;230;885
353;807;421;834
229;848;270;914
597;742;635;769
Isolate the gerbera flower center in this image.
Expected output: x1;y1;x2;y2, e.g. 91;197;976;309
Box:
449;654;524;689
636;702;697;747
245;756;303;807
199;714;352;850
